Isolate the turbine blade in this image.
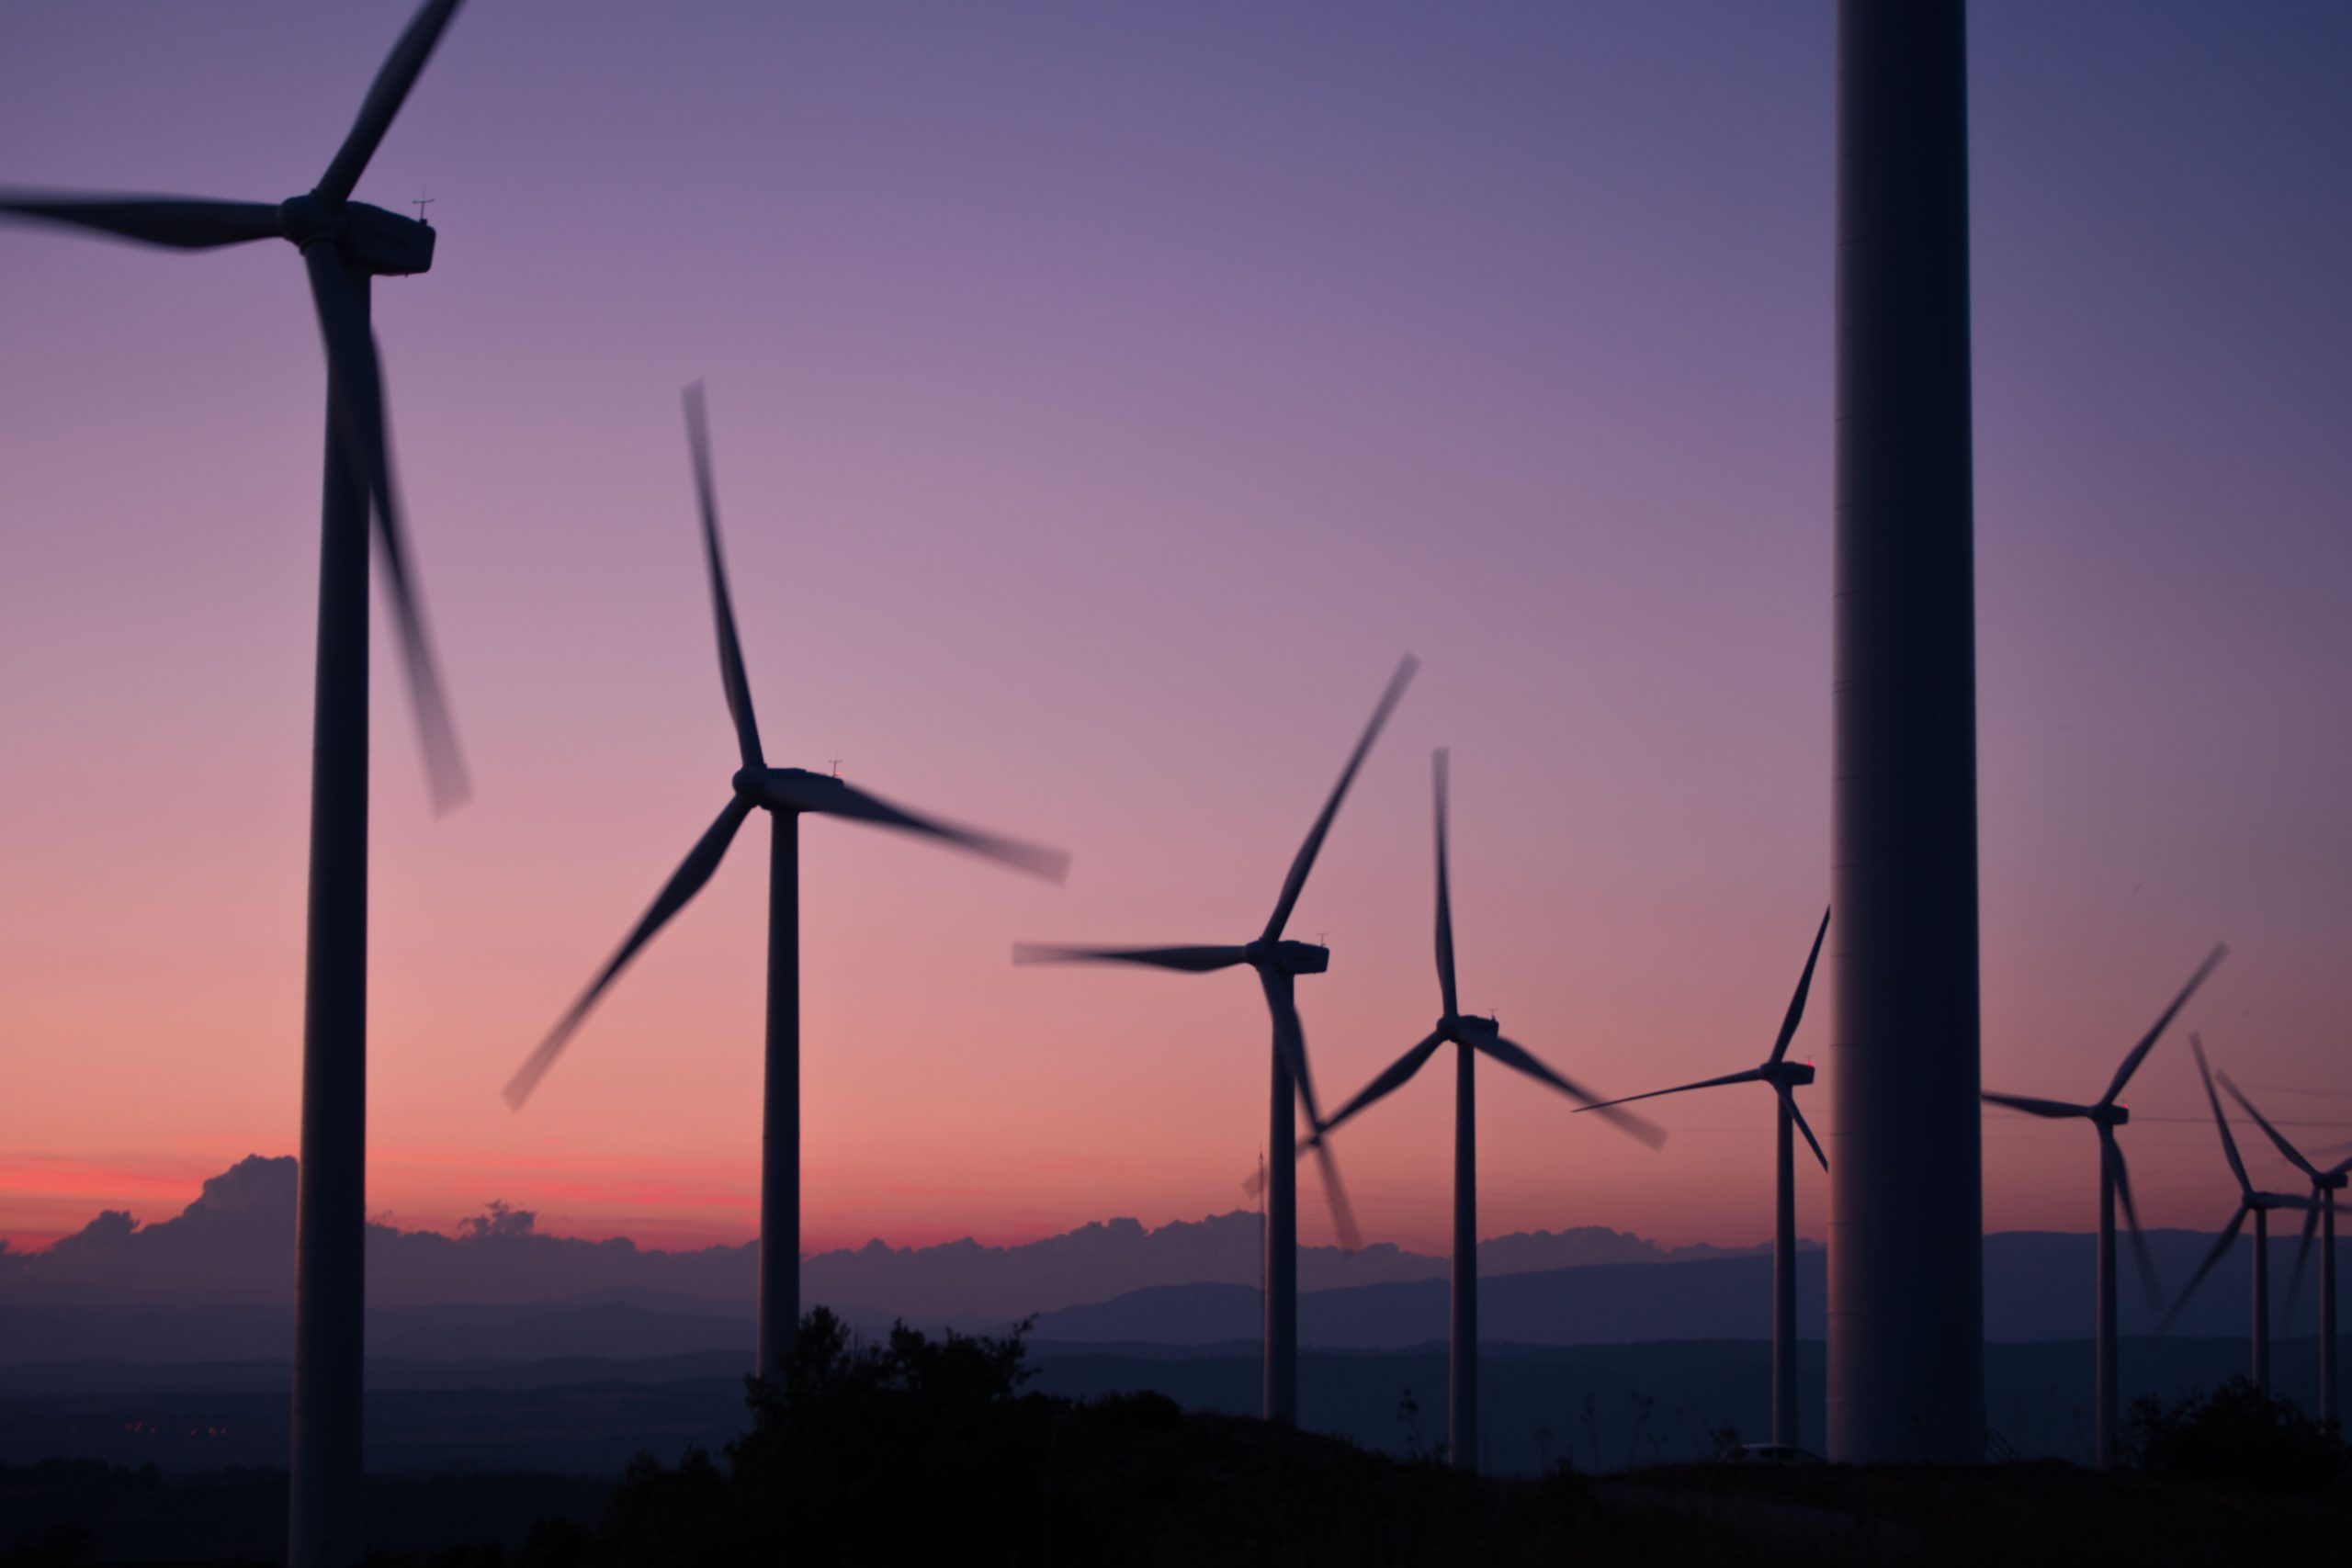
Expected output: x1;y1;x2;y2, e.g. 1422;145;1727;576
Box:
682;383;763;769
1257;968;1329;1132
503;797;754;1109
1786;1089;1828;1172
2157;1205;2248;1335
1311;1138;1363;1255
1317;1032;1448;1142
318;0;468;201
0;191;280;250
1261;655;1418;942
1432;749;1458;1017
304;243;468;811
1013;942;1248;973
2104;1133;2161;1309
1574;1066;1769;1112
2282;1201;2322;1337
2189;1034;2253;1194
2103;942;2229;1106
1980;1091;2094;1121
1769;906;1832;1064
2219;1071;2322;1180
1474;1032;1665;1148
811;779;1068;882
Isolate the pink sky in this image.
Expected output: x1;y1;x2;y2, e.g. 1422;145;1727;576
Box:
4;2;2350;1259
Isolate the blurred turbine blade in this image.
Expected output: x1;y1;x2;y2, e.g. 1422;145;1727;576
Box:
2282;1201;2322;1337
1576;1066;1768;1112
1257;968;1329;1133
2103;942;2229;1106
1318;1032;1448;1143
503;797;754;1109
1786;1089;1828;1172
1432;749;1458;1017
1015;942;1246;972
1311;1139;1362;1255
683;383;763;769
1474;1032;1664;1149
2104;1131;2161;1309
319;0;468;201
304;243;467;811
0;191;280;249
1769;906;1832;1064
2219;1070;2322;1181
1261;654;1418;942
2158;1205;2248;1335
2190;1034;2253;1195
816;780;1068;882
1980;1091;2093;1121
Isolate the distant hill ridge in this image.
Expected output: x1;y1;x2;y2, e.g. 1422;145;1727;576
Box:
1;1155;1778;1323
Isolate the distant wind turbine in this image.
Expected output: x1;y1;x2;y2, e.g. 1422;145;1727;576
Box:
1302;748;1661;1471
1573;909;1830;1451
505;385;1068;1387
2162;1033;2310;1395
1017;656;1418;1424
2218;1072;2348;1428
1977;944;2227;1469
3;5;473;1562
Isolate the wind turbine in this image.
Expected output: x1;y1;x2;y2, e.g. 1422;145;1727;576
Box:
1016;655;1418;1424
1302;749;1662;1471
4;6;472;1562
1573;908;1832;1452
2219;1072;2349;1428
2162;1034;2310;1395
1976;944;2228;1469
505;385;1069;1388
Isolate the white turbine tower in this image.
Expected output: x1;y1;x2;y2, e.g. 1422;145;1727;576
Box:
1018;657;1418;1424
505;387;1069;1384
1977;945;2226;1468
1575;910;1833;1451
1302;749;1663;1471
2218;1072;2348;1428
2162;1034;2311;1395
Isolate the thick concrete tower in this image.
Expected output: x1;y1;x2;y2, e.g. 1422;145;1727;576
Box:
1827;0;1986;1462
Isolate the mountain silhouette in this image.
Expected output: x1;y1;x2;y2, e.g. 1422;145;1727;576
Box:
1;1156;1772;1328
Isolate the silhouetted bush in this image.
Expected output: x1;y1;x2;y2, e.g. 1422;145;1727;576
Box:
586;1309;1625;1565
2122;1377;2346;1494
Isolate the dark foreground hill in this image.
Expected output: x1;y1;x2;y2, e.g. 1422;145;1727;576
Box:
5;1319;2347;1568
0;1335;2323;1478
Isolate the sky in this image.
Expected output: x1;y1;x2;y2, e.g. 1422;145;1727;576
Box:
3;1;2349;1260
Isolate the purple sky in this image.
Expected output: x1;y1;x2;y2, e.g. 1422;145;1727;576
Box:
3;1;2348;1257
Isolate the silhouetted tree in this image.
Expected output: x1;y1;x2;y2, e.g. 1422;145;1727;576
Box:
2122;1377;2346;1494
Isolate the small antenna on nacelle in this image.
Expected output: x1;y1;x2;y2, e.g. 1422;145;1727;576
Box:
412;190;435;225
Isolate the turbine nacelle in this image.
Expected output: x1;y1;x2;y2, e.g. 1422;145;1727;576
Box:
1759;1059;1816;1089
1442;1012;1498;1039
276;194;435;275
1245;938;1329;975
736;764;842;813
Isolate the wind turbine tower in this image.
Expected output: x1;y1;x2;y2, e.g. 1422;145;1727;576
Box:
1828;0;1986;1462
3;5;474;1560
1306;750;1663;1471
